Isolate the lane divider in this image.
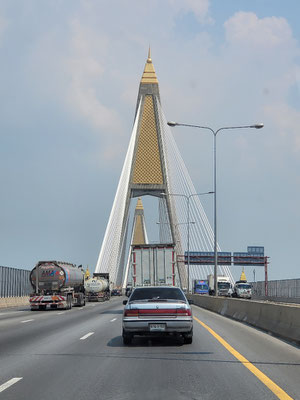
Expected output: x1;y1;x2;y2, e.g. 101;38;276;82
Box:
80;332;94;340
193;316;294;400
110;318;117;322
0;311;25;316
0;378;23;393
20;319;34;323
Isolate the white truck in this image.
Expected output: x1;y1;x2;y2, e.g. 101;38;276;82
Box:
232;280;252;299
130;244;178;287
207;274;232;296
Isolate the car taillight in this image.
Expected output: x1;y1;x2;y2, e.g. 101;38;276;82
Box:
176;308;192;316
124;309;139;317
138;309;177;314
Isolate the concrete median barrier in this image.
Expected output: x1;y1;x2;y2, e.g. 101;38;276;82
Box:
0;296;29;309
189;295;300;345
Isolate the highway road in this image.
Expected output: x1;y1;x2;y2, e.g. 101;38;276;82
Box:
0;297;299;400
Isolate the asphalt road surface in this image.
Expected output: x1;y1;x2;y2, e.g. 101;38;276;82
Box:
0;297;299;400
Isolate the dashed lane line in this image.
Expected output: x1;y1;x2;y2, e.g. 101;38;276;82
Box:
110;318;117;322
57;312;65;315
0;378;23;393
0;311;25;316
80;332;94;340
20;319;34;323
193;316;294;400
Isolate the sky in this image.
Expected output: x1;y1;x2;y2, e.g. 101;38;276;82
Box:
0;0;299;282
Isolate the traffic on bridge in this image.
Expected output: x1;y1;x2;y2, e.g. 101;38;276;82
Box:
1;2;300;398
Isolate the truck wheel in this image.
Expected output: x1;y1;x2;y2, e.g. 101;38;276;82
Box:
67;295;72;310
77;293;83;307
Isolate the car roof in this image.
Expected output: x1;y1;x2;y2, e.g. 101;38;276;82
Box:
132;286;181;289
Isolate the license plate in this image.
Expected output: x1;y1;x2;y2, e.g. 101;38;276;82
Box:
42;296;52;301
149;323;166;332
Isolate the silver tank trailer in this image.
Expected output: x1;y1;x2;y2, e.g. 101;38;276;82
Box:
84;277;109;294
30;261;84;291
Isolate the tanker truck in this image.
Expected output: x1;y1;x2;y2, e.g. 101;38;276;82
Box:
85;273;110;302
29;261;86;310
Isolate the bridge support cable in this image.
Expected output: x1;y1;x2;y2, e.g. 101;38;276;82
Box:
95;102;141;285
158;105;235;285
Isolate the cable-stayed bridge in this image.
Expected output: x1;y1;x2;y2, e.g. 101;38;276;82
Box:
95;50;234;288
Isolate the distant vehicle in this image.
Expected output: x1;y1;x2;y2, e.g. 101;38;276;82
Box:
130;244;177;287
111;289;121;296
29;261;86;310
232;281;252;299
207;274;232;296
193;279;209;295
122;286;193;345
85;273;110;302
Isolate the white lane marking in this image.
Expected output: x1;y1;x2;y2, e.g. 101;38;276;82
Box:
57;312;65;315
0;378;23;393
110;318;117;322
0;311;25;316
20;319;34;323
78;307;84;310
80;332;94;340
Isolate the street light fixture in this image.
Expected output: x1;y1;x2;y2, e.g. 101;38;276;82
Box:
161;191;214;293
167;121;264;296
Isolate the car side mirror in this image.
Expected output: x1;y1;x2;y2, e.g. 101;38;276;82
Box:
123;300;128;305
188;299;193;305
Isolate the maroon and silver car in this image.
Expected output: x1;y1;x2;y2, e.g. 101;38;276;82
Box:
122;286;193;344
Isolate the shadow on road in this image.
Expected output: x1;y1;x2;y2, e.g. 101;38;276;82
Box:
107;335;197;348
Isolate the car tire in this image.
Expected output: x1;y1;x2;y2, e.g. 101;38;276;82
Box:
183;329;193;344
122;330;133;345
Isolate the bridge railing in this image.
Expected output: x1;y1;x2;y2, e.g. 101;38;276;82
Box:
0;266;31;298
252;278;300;302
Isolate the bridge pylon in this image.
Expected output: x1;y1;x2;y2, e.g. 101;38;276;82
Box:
95;49;185;287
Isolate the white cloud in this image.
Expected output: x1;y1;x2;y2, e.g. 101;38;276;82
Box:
264;102;300;153
65;19;121;133
224;12;294;49
168;0;211;23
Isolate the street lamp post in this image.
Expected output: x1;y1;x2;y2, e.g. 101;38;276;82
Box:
167;121;264;296
161;191;213;293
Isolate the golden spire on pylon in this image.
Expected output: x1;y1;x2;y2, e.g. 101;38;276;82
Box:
132;198;146;245
141;47;158;84
84;267;90;280
136;197;144;210
240;269;247;281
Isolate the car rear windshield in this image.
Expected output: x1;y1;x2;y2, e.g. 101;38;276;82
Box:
129;287;186;301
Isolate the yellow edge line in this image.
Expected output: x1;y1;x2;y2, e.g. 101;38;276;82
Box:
193;316;294;400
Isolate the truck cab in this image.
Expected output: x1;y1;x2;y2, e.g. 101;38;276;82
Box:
193;280;209;295
233;281;252;299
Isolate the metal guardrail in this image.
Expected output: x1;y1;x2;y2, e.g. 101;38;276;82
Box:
0;266;31;297
252;278;300;299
